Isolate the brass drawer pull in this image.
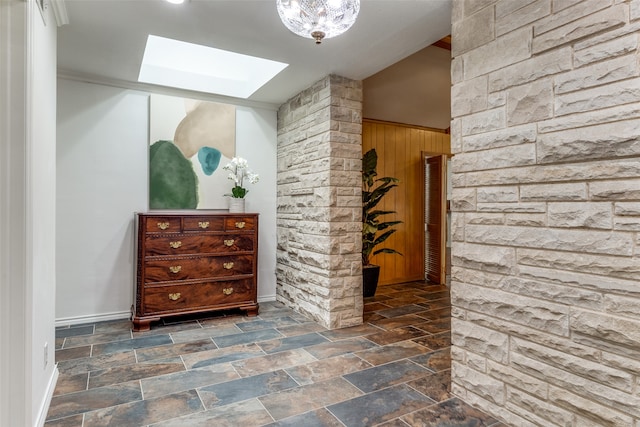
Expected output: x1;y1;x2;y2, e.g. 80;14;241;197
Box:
168;293;181;301
223;262;234;270
224;239;235;247
235;221;245;229
157;222;170;230
198;221;209;229
169;241;182;249
169;265;182;273
222;287;234;295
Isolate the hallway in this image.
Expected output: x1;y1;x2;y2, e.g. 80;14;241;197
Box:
46;282;504;426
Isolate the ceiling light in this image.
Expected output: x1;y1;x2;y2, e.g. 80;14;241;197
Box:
276;0;360;44
165;0;185;4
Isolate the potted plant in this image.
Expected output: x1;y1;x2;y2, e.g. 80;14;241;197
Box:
222;157;259;213
362;148;402;297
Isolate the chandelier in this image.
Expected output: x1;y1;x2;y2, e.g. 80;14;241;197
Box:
276;0;360;44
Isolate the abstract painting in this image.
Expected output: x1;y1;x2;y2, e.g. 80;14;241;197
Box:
149;94;236;209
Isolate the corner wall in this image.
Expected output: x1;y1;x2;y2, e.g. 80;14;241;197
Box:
276;75;363;329
451;1;640;425
1;0;58;425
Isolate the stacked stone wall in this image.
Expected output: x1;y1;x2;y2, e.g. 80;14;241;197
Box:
276;75;363;329
451;1;640;425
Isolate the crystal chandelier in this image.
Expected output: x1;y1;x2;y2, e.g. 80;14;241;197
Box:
276;0;360;44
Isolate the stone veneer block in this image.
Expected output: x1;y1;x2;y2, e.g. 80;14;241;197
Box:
533;0;611;36
547;202;612;229
488;46;572;92
506;387;574;426
532;3;625;54
452;283;569;336
463;27;532;80
506;78;553;125
464;224;633;255
496;0;550;36
450;76;488;117
452;242;515;274
554;54;638;94
462;124;536;152
454;144;536;172
549;386;634;427
537;119;640;163
519;182;586;201
452;5;495;57
538;102;640;133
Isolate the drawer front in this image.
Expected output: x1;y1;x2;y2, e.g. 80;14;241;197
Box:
224;216;256;231
183;216;225;232
144;255;254;283
144;216;181;233
143;279;253;314
144;234;255;256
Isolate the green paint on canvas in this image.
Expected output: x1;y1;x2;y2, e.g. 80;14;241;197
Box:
149;140;198;209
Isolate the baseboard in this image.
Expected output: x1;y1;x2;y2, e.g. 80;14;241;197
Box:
55;310;131;327
257;294;276;303
54;299;278;328
35;366;58;427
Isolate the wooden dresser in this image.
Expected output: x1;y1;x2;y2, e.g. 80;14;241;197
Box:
133;212;259;331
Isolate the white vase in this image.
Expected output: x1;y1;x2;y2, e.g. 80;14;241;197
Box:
228;198;245;213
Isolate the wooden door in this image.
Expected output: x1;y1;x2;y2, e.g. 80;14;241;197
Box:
424;154;447;284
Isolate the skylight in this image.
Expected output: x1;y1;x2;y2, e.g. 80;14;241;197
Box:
138;35;288;99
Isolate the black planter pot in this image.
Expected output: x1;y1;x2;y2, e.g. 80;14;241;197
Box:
363;264;381;297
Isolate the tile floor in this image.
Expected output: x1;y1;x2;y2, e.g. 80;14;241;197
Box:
46;281;505;427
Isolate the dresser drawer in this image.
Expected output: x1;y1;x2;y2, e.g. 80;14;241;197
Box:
144;234;255;256
225;216;256;231
145;216;181;233
144;255;254;283
142;279;254;315
183;216;225;232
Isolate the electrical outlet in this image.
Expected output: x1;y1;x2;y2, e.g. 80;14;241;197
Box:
44;342;49;368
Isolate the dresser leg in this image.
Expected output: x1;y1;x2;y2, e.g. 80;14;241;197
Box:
132;317;156;332
244;304;259;317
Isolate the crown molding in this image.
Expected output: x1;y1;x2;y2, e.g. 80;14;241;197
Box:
51;0;68;26
57;69;281;111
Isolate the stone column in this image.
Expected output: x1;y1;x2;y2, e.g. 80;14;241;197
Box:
276;75;363;329
451;1;640;425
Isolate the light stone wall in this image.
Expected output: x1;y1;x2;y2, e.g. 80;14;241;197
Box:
276;75;363;329
451;1;640;426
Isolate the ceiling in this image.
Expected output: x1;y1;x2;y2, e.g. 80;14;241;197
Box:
57;0;452;107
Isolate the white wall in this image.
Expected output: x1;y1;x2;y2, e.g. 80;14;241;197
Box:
363;45;451;130
56;80;149;322
236;107;278;299
56;79;278;324
0;0;58;425
31;1;58;423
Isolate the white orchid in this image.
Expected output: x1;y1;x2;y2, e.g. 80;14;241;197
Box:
222;157;259;198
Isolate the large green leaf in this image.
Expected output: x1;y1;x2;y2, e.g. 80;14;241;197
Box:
362;148;403;266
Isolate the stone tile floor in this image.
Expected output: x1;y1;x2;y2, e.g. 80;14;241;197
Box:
46;281;506;427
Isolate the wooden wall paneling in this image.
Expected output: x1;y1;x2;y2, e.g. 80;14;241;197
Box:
398;127;410;282
383;124;398;283
362;120;449;286
411;128;426;283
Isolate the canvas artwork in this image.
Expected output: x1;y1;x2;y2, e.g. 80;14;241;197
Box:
149;94;236;209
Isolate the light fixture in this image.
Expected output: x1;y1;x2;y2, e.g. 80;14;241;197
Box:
276;0;360;44
165;0;184;4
